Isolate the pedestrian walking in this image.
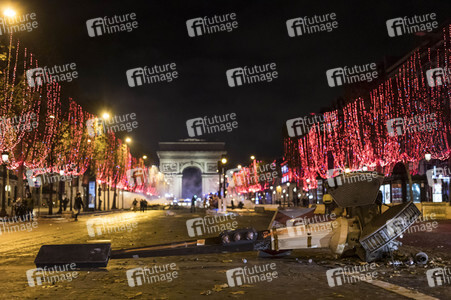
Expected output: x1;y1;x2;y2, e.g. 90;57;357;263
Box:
323;193;333;215
191;195;197;213
132;199;138;212
26;195;34;220
63;196;69;211
140;199;145;212
376;191;383;214
74;193;83;221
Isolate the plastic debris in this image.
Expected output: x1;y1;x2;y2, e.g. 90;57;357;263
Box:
213;284;228;292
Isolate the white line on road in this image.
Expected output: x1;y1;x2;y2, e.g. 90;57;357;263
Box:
361;278;439;300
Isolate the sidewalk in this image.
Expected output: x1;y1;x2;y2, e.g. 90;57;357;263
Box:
36;209;128;219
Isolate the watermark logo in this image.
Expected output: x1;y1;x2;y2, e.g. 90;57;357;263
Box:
26;264;78;287
386;13;438;37
0;213;37;235
0;12;38;35
286;13;338;37
386;113;437;137
126;63;178;87
126;168;147;187
426;267;451;287
86;118;104;137
0;112;38;135
86;215;138;237
386;216;410;238
387;214;436;237
186;215;237;237
186;113;238;137
86;13;138;37
126;263;178;287
226;263;278;287
426;167;450;188
327;169;378;187
286;114;337;137
227;163;278;188
326;264;377;287
226;63;278;87
26;166;77;187
426;68;450;87
26;63;78;87
87;113;138;137
326;63;377;87
286;213;338;239
186;13;238;37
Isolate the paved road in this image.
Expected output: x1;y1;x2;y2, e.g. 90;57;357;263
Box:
0;209;450;299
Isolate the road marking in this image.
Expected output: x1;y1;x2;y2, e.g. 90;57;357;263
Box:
362;278;439;300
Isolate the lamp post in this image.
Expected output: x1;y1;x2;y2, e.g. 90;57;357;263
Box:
0;152;10;217
425;153;432;202
221;156;227;198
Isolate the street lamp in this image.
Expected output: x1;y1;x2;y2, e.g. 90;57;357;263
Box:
250;155;255;160
102;112;110;120
0;152;9;217
125;137;131;143
3;8;16;17
218;155;227;199
237;164;242;169
143;155;148;160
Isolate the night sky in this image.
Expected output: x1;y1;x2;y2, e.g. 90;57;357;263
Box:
10;0;451;166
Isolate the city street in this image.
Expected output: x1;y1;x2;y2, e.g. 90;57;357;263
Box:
0;209;450;299
1;1;450;299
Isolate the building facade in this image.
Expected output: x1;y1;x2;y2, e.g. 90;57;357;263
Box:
157;139;226;200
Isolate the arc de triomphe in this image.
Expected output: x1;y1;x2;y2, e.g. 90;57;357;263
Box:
157;139;226;199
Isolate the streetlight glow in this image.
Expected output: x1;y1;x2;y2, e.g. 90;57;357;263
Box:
125;137;131;143
250;155;255;160
1;152;9;162
3;8;16;17
102;112;110;119
221;157;227;164
143;155;148;160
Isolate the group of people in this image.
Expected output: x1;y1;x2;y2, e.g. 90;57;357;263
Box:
11;196;34;220
132;198;148;212
189;194;244;212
